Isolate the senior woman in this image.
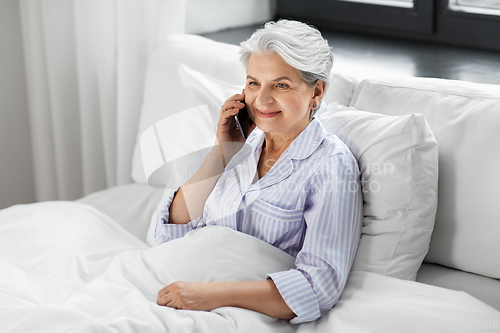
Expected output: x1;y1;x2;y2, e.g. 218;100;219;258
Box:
154;20;363;324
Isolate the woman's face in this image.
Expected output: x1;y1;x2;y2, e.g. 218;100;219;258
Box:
244;52;321;139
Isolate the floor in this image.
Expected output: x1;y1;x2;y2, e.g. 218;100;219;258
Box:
202;24;500;86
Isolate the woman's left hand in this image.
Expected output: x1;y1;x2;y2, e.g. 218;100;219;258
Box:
157;280;295;319
157;281;216;311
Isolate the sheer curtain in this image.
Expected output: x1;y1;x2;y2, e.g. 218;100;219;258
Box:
19;0;185;201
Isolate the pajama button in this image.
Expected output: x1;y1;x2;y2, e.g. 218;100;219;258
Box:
232;201;237;206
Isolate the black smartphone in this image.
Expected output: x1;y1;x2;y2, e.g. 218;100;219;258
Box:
235;104;252;140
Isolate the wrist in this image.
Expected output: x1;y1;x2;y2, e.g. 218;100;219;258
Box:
219;142;245;167
207;282;231;309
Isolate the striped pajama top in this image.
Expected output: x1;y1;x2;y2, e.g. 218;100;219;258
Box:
155;117;363;324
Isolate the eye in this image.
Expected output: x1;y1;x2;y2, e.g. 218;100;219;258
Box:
277;83;289;89
248;81;259;87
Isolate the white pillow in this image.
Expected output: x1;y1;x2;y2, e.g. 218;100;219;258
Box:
323;71;359;107
319;106;438;280
178;62;243;130
349;77;500;279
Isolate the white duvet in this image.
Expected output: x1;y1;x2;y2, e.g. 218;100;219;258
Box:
1;202;499;332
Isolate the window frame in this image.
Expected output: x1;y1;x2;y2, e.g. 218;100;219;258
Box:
276;0;500;52
276;0;434;34
436;0;500;50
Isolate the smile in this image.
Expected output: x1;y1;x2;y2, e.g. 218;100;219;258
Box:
257;109;281;118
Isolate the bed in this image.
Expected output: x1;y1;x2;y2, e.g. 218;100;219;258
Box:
1;33;499;332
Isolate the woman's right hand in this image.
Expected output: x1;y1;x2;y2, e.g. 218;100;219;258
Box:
215;93;247;165
216;93;247;145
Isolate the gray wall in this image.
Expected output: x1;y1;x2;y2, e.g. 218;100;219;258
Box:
0;0;35;209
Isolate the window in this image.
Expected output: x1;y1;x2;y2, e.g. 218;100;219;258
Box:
277;0;500;51
451;0;500;11
340;0;413;7
438;0;500;51
277;0;433;34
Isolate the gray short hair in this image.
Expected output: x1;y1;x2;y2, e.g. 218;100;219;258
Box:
240;20;334;104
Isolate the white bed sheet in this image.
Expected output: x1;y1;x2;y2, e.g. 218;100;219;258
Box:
78;184;500;317
1;200;499;332
417;262;500;312
76;183;163;244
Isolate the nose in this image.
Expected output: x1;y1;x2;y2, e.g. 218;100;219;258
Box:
255;85;274;106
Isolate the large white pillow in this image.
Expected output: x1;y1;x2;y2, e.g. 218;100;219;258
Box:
349;77;500;279
178;62;243;129
167;64;439;281
323;72;359;107
319;107;439;280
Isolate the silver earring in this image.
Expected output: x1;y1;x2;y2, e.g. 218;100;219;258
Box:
312;104;316;108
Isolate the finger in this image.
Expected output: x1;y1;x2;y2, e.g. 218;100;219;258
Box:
225;93;245;103
231;93;245;101
158;291;173;306
158;285;171;296
223;101;245;112
222;107;241;119
165;299;177;309
157;287;171;304
220;110;240;126
223;109;242;119
158;295;166;306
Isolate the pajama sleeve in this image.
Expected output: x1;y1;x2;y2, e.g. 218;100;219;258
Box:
154;139;215;245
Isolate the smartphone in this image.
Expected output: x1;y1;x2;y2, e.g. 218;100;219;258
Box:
235;104;252;140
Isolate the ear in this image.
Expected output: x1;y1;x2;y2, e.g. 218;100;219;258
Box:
310;80;327;110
